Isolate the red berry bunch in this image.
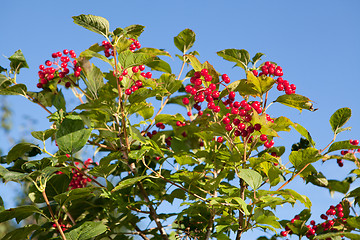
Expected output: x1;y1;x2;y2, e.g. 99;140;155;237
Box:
337;139;360;167
129;38;141;51
280;203;349;239
101;38;142;57
37;49;81;89
101;41;114;58
113;64;152;96
52;223;67;232
252;61;296;95
57;158;94;190
182;68;277;149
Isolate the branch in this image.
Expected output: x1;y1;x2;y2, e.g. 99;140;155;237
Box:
42;191;67;240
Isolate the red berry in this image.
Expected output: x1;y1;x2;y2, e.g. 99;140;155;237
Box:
213;106;221;112
125;89;132;95
228;91;235;100
222;74;230;83
209;83;216;90
260;134;267;142
146;72;152;79
252;70;258;76
182;97;190;105
277;84;284;91
201;69;208;76
65;82;71;88
217;136;224;143
204;75;212;82
135;80;143;87
131;85;138;92
225;124;233;131
74;71;81;77
139;65;145;71
223;117;230;125
45;60;52;66
280;231;288;237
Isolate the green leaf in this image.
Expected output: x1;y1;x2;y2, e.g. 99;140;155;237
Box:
238;169;262;190
158;73;182;95
146;57;172;73
0;165;27;183
316;232;360;240
53;187;97;206
136;47;171;57
6;143;41;164
124;24;145;39
252;52;265;65
326;140;360;153
217;49;250;70
327;179;350;194
2;224;40;240
291;122;315;147
79;49;112;65
55;117;93;154
220;79;259;98
129;125;147;143
112;175;149;192
306;172;328;187
83;64;104;99
0;205;42;224
27;89;54;107
329;107;351;133
246;71;276;96
275;94;314;112
31;129;57;142
0;84;27;96
72;14;109;36
185;54;202;71
289;148;322;172
347;217;360;229
174;29;196;53
118;50;154;69
65;221;107;240
8;50;29;74
0;74;11;88
53;90;66;111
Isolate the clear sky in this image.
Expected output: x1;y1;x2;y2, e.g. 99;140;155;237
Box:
1;0;360;239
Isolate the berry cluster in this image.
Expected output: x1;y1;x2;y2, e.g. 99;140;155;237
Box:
56;158;93;190
182;68;276;149
252;61;296;95
112;64;152;96
145;122;165;139
338;139;360;167
129;38;141;51
37;49;81;89
280;202;348;239
101;38;141;58
52;223;67;232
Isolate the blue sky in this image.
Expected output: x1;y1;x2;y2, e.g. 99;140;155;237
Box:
1;0;360;239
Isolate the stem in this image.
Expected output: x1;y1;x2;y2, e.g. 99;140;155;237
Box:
42;191;67;240
263;91;269;111
62;205;76;225
143;59;187;135
275;136;336;193
235;179;246;240
130;223;151;240
26;93;52;115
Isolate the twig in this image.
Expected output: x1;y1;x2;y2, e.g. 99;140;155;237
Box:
62;205;76;225
42;191;67;240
